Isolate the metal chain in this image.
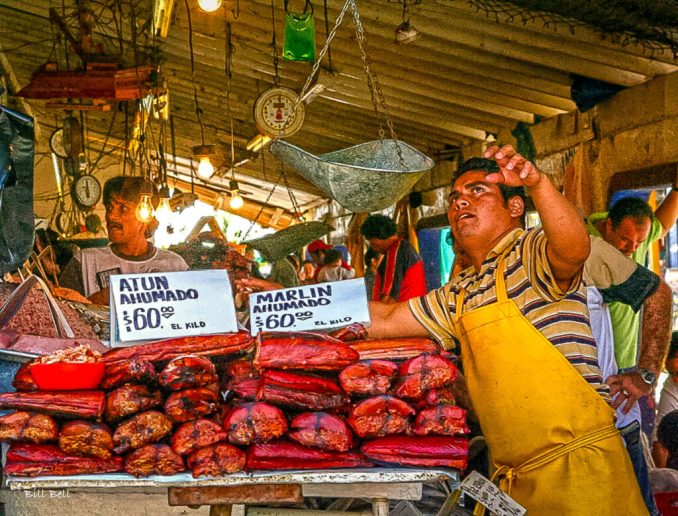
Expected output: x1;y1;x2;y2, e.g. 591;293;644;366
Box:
242;166;285;241
280;163;304;222
350;1;406;169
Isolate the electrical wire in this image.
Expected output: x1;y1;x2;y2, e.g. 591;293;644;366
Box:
270;0;280;86
183;0;206;146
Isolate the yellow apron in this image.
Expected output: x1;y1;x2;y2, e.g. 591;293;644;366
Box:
455;252;647;515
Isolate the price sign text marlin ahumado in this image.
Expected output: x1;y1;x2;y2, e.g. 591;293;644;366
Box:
249;278;370;335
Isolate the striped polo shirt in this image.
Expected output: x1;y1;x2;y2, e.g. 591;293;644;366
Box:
409;227;608;399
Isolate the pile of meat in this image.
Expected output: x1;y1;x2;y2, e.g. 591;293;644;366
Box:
169;238;254;292
0;327;468;479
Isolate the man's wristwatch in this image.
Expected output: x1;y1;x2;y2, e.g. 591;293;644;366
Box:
637;368;657;386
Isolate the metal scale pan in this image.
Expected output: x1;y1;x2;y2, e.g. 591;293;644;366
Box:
270;139;434;213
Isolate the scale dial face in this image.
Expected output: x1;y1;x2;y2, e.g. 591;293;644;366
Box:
253;87;305;138
72;174;101;209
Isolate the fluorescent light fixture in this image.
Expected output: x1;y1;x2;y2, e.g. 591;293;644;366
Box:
246;134;272;153
301;84;326;104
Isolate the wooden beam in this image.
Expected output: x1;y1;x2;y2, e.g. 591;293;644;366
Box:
171;176;297;229
168;485;303;506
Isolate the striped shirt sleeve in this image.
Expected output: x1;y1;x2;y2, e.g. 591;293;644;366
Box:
408;283;458;350
522;228;583;302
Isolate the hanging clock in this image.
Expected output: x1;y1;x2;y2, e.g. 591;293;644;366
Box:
253;87;305;139
72;174;102;210
49;129;68;159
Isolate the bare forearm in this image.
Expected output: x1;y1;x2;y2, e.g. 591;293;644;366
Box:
530;174;590;272
638;279;673;374
655;188;678;237
367;301;428;339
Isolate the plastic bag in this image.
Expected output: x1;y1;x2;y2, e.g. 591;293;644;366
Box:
0;106;34;274
283;0;316;62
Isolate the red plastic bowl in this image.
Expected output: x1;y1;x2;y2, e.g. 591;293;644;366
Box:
29;362;105;391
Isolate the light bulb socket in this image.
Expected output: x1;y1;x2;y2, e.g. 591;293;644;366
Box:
192;143;216;158
394;22;421;45
228;179;240;192
139;179;155;198
159;186;171;199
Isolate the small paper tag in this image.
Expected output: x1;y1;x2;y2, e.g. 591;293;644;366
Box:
460;471;526;516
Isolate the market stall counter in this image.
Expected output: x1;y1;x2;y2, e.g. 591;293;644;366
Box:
5;468;460;515
0;272;468;515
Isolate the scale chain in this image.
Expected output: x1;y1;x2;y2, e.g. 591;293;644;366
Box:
242;165;284;241
350;1;406;170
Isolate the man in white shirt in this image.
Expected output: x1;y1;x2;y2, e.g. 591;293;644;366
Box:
60;176;188;304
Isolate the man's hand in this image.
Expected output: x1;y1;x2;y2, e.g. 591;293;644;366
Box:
606;372;653;414
483;145;542;188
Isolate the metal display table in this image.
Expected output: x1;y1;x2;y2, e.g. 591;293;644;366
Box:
5;468;461;516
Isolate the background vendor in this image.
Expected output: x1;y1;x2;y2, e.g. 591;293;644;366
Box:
360;214;425;303
59;176;188;305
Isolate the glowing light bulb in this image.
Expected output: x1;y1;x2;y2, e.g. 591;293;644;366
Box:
155;197;173;222
135;194;155;223
197;156;215;179
198;0;221;13
229;193;244;210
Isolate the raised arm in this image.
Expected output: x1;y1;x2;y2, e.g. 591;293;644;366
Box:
654;186;678;237
367;301;430;340
484;145;590;287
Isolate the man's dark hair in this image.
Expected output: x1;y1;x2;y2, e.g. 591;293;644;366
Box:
323;249;343;265
657;409;678;457
608;197;653;229
361;214;397;240
454;157;526;204
365;247;380;264
103;176;159;209
670;331;678;358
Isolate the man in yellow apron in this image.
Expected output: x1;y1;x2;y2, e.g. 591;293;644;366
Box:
369;145;647;515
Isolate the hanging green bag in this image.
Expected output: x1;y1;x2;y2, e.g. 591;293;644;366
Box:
283;0;316;62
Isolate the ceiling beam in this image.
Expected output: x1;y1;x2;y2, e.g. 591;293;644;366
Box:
438;1;678;69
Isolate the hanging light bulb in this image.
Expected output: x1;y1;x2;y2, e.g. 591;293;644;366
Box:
198;0;221;13
228;179;244;210
155;186;173;222
192;144;216;180
229;192;244;210
197;156;215;179
135;180;156;223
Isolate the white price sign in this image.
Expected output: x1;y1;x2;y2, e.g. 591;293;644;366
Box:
249;278;370;335
109;269;238;346
459;471;526;516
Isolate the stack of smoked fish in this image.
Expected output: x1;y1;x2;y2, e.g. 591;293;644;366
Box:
0;326;468;479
